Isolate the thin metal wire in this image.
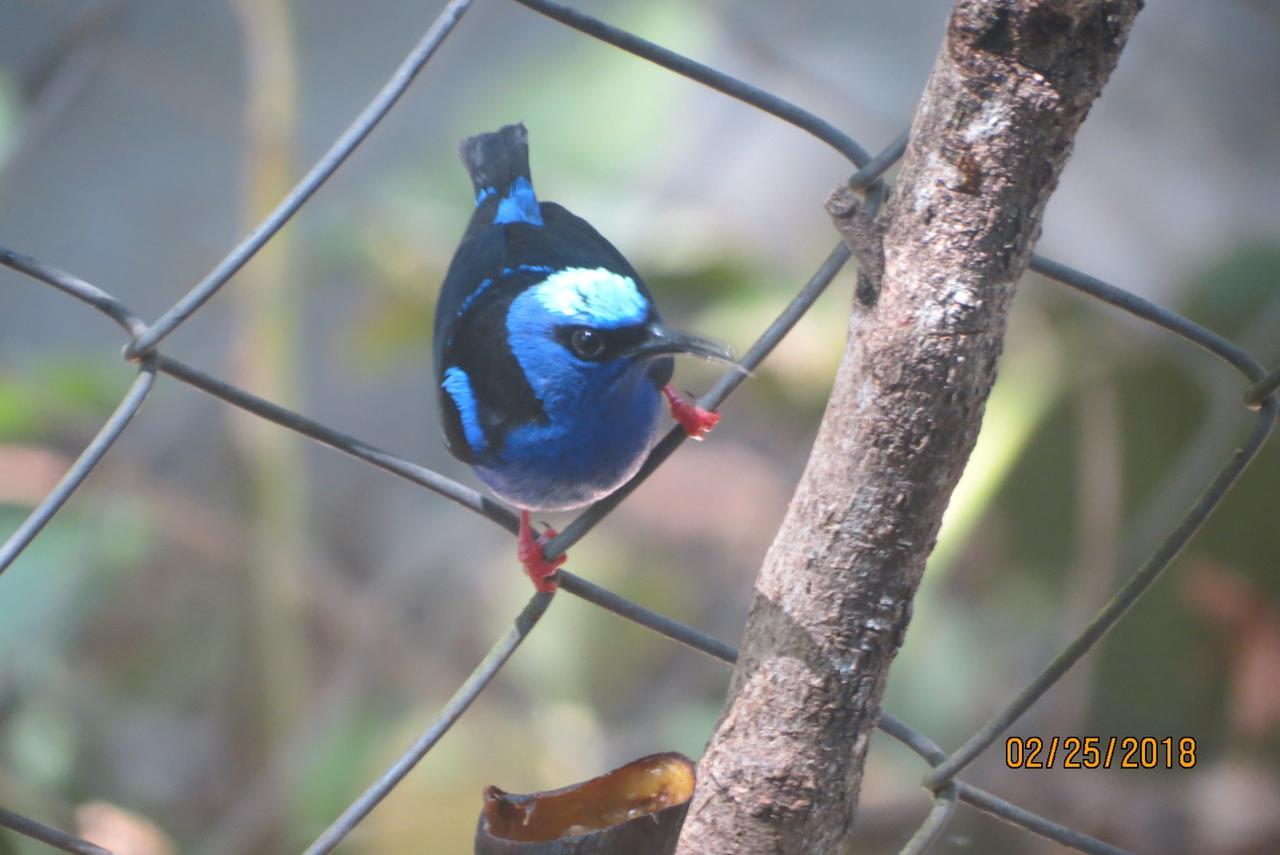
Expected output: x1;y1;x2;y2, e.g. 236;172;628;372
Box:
121;0;474;360
849;127;910;190
1245;363;1280;408
953;782;1130;855
301;591;553;855
0;806;114;855
877;713;948;766
1029;255;1265;382
154;355;520;533
557;572;740;662
0;0;1274;852
0;358;156;577
898;783;958;855
1;246;146;337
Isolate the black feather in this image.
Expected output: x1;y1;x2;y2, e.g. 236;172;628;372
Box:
458;123;532;198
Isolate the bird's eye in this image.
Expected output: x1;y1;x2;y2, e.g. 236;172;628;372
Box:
569;327;605;360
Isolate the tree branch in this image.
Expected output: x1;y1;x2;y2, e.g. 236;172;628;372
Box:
676;2;1143;851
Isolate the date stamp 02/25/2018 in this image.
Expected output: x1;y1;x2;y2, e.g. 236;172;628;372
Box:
1005;736;1198;770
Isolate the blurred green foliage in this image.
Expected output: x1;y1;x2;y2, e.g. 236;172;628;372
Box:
0;360;126;441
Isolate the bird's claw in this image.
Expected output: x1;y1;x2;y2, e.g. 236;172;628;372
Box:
663;384;720;440
518;510;565;592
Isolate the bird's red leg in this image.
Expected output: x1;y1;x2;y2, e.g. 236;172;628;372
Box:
662;384;720;440
517;509;565;593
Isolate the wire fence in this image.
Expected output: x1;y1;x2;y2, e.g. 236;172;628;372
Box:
0;0;1276;853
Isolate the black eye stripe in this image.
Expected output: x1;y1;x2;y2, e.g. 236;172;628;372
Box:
556;325;647;361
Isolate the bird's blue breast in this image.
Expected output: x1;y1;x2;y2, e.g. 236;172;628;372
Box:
473;365;663;511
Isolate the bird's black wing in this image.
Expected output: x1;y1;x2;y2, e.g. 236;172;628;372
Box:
433;210;545;463
433;204;503;368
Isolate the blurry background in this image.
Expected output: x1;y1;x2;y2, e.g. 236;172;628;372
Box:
1;1;1278;853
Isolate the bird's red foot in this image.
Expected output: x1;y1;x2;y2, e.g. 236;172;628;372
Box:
663;384;720;440
517;509;565;592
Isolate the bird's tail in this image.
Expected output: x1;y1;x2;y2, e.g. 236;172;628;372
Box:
459;123;533;201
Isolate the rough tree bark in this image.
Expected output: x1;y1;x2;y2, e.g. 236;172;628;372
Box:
676;2;1143;852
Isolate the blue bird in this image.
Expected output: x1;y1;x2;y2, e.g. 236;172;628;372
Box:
434;123;730;591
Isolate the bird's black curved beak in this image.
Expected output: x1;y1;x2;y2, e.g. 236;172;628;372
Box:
626;321;736;366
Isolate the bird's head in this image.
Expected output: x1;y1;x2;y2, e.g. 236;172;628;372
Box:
505;267;732;406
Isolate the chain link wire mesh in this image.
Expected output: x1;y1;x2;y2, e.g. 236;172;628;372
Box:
1;0;1276;853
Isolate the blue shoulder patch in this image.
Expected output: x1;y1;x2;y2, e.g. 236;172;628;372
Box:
475;186;496;205
455;277;494;321
442;366;489;453
493;176;544;227
501;264;553;278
